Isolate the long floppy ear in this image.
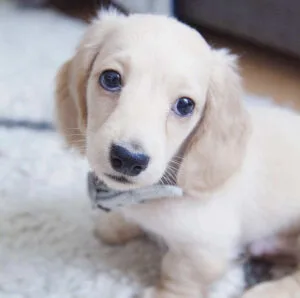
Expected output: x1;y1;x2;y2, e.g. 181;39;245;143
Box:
55;60;85;153
55;9;126;153
178;49;250;191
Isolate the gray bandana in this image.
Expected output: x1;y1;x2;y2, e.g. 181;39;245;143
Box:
87;172;183;212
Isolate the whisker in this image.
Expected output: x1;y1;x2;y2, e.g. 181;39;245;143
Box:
164;175;172;185
163;169;176;185
166;172;177;183
167;164;180;173
159;175;167;186
63;130;83;134
167;168;177;178
169;159;182;164
64;134;85;137
173;154;184;159
63;127;82;130
165;175;172;185
70;144;86;148
73;144;86;149
173;160;182;165
69;139;86;143
172;156;184;162
166;165;178;172
166;164;179;179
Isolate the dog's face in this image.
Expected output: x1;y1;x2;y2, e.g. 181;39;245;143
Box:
85;15;212;189
56;11;249;192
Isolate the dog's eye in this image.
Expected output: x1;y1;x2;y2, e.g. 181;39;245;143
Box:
99;70;122;92
172;97;195;117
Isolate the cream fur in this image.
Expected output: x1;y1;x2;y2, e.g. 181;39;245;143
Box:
55;10;300;298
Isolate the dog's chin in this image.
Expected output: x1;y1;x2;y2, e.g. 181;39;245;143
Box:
104;174;137;191
93;171;148;191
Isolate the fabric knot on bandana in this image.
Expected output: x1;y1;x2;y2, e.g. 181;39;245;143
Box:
87;172;183;212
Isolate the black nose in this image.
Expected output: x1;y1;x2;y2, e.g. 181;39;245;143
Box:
110;144;150;176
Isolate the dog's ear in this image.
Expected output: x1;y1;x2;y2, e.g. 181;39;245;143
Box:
178;49;250;191
55;60;85;153
55;9;126;153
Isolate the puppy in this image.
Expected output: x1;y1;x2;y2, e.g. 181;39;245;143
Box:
55;10;300;298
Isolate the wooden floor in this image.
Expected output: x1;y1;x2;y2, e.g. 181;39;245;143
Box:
204;32;300;110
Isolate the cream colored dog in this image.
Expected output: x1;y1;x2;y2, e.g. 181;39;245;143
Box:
55;10;300;298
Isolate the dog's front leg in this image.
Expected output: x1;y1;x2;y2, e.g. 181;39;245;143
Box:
124;198;240;298
93;211;144;245
143;246;229;298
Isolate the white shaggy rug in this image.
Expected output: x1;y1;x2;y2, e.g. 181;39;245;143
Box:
0;2;281;298
0;3;162;297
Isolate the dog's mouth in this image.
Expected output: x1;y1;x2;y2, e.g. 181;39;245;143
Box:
88;171;183;213
104;173;132;184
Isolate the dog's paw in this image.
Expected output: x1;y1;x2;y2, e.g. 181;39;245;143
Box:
93;211;143;245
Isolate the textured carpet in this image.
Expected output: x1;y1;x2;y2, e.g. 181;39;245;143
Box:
0;3;163;297
0;2;282;298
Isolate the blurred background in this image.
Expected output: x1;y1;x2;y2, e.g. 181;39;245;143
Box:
8;0;300;109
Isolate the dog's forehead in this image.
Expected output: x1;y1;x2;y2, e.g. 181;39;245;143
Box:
115;15;209;53
98;15;212;75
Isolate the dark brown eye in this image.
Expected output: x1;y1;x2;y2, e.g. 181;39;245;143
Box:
172;97;195;117
99;70;122;92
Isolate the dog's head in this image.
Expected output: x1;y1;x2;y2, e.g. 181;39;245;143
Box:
56;10;250;192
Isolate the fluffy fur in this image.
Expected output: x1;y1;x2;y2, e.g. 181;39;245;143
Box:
55;10;300;298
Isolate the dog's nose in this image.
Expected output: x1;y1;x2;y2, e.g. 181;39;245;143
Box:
110;144;150;176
